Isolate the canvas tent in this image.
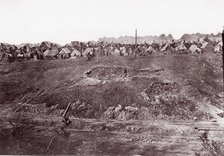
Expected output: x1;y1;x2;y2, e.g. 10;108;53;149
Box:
104;45;113;56
201;42;214;54
110;47;120;56
60;47;71;54
161;43;169;52
70;49;82;58
59;47;71;59
126;46;134;55
201;42;209;49
161;43;174;54
214;41;222;53
189;44;201;54
120;46;127;56
161;43;174;52
94;46;105;57
43;49;59;58
146;45;156;54
83;48;94;57
175;43;187;51
139;45;148;56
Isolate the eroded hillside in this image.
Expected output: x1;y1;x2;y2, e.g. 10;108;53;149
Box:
0;55;223;120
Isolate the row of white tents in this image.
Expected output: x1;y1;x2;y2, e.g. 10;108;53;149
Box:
160;41;222;54
0;39;223;61
43;47;92;58
43;41;222;58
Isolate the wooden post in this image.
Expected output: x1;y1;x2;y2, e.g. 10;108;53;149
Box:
62;102;72;125
135;28;137;58
222;27;224;91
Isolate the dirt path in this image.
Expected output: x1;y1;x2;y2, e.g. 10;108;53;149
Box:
1;107;224;155
197;97;224;127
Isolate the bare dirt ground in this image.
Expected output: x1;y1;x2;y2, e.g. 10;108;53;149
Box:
0;55;224;155
1;108;224;155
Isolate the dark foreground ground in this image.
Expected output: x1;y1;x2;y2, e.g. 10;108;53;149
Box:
0;55;224;155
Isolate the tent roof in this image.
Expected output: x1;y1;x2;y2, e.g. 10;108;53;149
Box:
146;46;156;51
176;44;187;50
59;47;71;54
216;41;223;46
83;48;93;55
201;42;209;49
71;49;81;56
43;49;59;56
189;44;201;52
189;44;199;48
161;43;170;51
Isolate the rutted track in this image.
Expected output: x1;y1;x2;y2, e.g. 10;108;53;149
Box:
1;109;224;155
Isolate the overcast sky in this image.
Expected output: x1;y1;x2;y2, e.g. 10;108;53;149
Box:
0;0;223;44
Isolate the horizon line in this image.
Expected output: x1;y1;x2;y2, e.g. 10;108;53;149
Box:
0;31;222;46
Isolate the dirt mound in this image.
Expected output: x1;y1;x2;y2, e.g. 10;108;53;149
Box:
75;77;102;86
146;82;180;95
0;56;222;121
85;66;127;80
101;105;150;120
69;100;98;118
14;103;64;116
128;68;165;77
149;95;212;120
101;97;212;121
145;81;181;102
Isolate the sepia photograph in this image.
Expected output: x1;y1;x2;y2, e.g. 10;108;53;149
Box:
0;0;224;155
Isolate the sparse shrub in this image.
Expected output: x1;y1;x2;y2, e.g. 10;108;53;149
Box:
199;130;224;156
